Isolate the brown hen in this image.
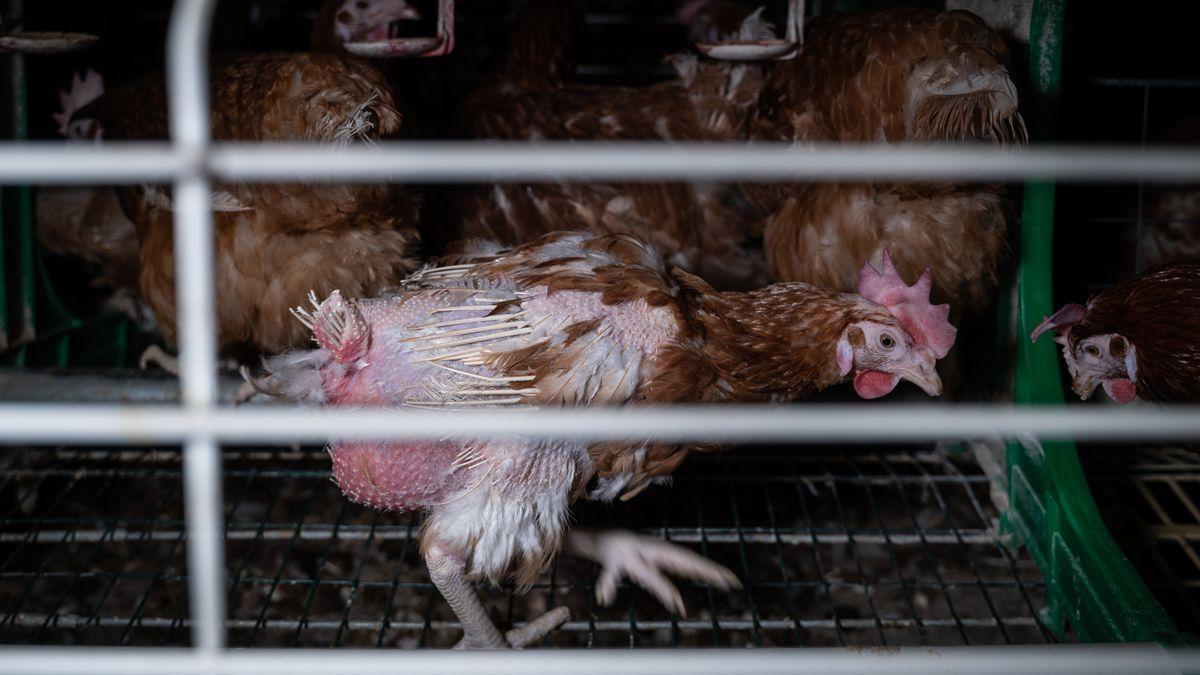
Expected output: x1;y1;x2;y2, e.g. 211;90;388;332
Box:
250;230;956;648
744;8;1026;307
458;0;772;290
82;53;421;357
1033;263;1200;404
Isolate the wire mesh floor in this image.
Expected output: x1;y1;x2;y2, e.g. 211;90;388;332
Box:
0;445;1058;648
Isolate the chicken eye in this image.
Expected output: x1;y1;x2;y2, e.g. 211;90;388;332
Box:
879;333;895;349
1084;344;1100;357
356;0;369;8
337;10;352;23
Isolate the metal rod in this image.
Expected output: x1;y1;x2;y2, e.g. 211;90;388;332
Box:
195;142;1200;183
0;144;182;183
165;0;223;653
0;369;260;404
0;645;1195;675
1;613;1042;633
2;143;1200;184
0;527;1000;546
2;404;1200;443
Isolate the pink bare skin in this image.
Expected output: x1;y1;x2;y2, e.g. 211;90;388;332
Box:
247;234;956;649
260;288;740;648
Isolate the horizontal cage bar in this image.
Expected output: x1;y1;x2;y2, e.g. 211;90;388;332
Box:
0;645;1197;675
1;143;1200;184
1;404;1200;444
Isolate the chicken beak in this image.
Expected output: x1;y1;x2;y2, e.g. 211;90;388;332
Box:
894;356;943;397
1071;374;1100;400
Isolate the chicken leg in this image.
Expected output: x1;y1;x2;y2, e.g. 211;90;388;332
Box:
565;529;741;616
138;344;180;375
425;541;570;649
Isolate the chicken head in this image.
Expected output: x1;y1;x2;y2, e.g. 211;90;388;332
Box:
1031;303;1139;404
844;250;956;398
312;0;421;53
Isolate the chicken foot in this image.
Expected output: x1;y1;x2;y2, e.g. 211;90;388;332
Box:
138;344;179;375
139;346;257;404
565;529;741;616
426;541;570;649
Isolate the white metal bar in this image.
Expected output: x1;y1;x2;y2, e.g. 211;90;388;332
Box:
206;143;1200;182
2;404;1200;443
3;142;1200;184
0;144;181;183
165;0;224;653
180;438;224;650
0;645;1196;675
167;0;217;409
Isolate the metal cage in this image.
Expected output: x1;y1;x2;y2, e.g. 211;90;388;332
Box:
4;0;1200;672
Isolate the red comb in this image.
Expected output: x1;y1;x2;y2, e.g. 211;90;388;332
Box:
858;250;956;359
53;69;104;137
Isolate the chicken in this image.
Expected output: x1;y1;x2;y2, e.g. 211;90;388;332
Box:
39;1;425;338
1138;117;1200;270
458;0;773;290
311;0;421;56
740;8;1025;308
1031;264;1200;404
35;186;154;328
39;71;134;295
676;0;763;44
76;53;421;359
247;231;956;647
37;70;152;327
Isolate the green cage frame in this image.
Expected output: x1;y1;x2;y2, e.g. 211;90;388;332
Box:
1004;0;1191;644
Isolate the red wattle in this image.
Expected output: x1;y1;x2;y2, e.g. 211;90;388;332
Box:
1102;379;1137;404
853;370;900;399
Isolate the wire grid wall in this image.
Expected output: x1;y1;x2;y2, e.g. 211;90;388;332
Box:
0;447;1053;649
1064;76;1200;289
1106;78;1200;275
4;0;1200;671
1061;74;1200;642
1085;446;1200;638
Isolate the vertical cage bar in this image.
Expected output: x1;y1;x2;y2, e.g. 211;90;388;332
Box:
1133;85;1151;272
182;438;224;649
166;0;223;651
166;0;218;406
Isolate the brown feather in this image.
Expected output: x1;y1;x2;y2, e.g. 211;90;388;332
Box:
1070;264;1200;403
744;8;1023;308
94;53;422;355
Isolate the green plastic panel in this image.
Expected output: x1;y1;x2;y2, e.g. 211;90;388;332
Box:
1003;0;1189;645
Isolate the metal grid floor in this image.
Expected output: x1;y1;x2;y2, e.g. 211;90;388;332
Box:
0;446;1057;648
1084;445;1200;637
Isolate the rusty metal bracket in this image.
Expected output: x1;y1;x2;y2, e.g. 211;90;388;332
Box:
695;0;802;61
344;0;454;58
0;10;97;54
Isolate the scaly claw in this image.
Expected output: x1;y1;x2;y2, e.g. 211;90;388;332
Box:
138;344;179;375
566;529;741;617
452;606;570;649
